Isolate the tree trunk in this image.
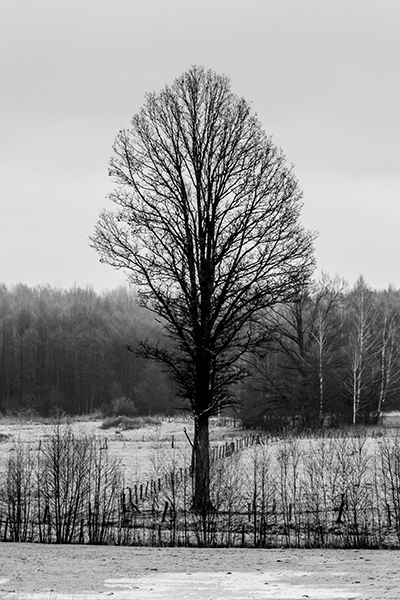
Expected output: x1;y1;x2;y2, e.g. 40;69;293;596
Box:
192;413;212;514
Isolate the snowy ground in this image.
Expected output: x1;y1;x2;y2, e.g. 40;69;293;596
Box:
1;418;400;598
1;544;399;599
0;416;241;482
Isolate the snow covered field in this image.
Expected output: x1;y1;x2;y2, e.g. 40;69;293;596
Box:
1;417;400;598
1;544;399;599
0;416;239;482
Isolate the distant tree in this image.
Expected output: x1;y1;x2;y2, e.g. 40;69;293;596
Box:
0;284;166;417
368;288;400;422
310;274;347;424
238;275;347;430
375;306;400;421
91;66;315;512
267;290;319;425
0;285;12;411
345;276;379;424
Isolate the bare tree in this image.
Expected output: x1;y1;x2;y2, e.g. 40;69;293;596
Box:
374;294;400;422
262;275;345;427
310;274;347;425
345;276;379;425
376;311;399;420
91;66;315;512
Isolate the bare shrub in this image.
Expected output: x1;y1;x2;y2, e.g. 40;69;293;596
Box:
147;436;192;546
332;436;375;547
0;424;123;544
100;415;162;430
100;415;142;430
0;440;35;542
276;437;302;546
85;442;122;544
301;438;340;547
4;424;400;548
377;435;400;545
243;443;277;547
38;425;95;543
210;452;245;547
111;397;137;418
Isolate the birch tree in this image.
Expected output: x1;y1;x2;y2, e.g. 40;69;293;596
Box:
264;275;345;427
346;276;378;424
311;275;346;425
375;298;400;421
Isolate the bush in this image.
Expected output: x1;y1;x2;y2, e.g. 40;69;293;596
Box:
100;415;142;430
0;425;123;543
142;415;162;426
111;396;137;418
100;414;162;430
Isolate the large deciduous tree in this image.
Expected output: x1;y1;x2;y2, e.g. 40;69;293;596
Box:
91;66;315;512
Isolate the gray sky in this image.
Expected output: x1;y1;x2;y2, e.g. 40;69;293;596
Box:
1;0;399;292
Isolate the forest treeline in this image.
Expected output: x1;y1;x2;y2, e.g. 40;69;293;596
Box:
0;275;399;426
0;284;175;416
240;275;400;428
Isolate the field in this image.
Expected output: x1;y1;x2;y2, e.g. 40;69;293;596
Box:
1;416;400;598
1;543;400;599
0;414;249;483
0;414;198;482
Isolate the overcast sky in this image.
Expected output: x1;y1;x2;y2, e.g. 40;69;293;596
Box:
1;0;399;292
